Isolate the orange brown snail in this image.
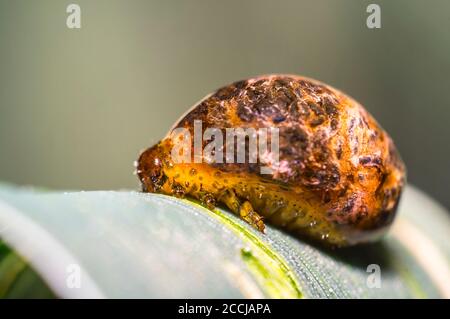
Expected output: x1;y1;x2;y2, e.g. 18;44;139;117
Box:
136;74;406;247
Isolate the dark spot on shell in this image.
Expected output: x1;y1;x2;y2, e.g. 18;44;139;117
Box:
329;165;341;185
273;115;286;123
303;164;340;190
330;118;338;130
237;101;254;122
323;192;331;203
343;196;356;213
360;155;383;167
281;127;309;151
373;156;382;165
359;156;372;165
310;117;325;127
324;103;338;117
214;87;238;100
179;102;208;127
338;188;347;198
273;78;290;88
308;101;324;116
233;80;247;90
335;143;343;159
375;210;393;227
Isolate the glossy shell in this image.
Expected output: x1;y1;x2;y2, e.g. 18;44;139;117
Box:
137;74;406;246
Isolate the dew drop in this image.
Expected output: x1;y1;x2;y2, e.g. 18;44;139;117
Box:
298;211;306;218
276;199;286;208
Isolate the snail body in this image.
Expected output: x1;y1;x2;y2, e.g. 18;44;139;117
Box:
137;75;406;247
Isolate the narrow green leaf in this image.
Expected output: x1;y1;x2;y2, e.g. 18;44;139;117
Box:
0;183;448;298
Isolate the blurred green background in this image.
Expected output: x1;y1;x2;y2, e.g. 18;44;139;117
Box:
0;0;449;209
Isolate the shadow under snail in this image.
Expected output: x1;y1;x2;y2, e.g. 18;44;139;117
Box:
136;74;406;247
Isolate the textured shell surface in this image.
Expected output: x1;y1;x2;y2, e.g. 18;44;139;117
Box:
137;74;406;247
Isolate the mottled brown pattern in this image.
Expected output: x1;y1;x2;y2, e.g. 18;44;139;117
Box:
137;75;406;247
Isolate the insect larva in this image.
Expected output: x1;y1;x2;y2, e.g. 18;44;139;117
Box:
137;74;406;247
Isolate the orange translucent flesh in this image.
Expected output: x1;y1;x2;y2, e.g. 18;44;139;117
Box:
153;145;348;246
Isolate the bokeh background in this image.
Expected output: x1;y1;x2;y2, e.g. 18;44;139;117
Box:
0;0;449;209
